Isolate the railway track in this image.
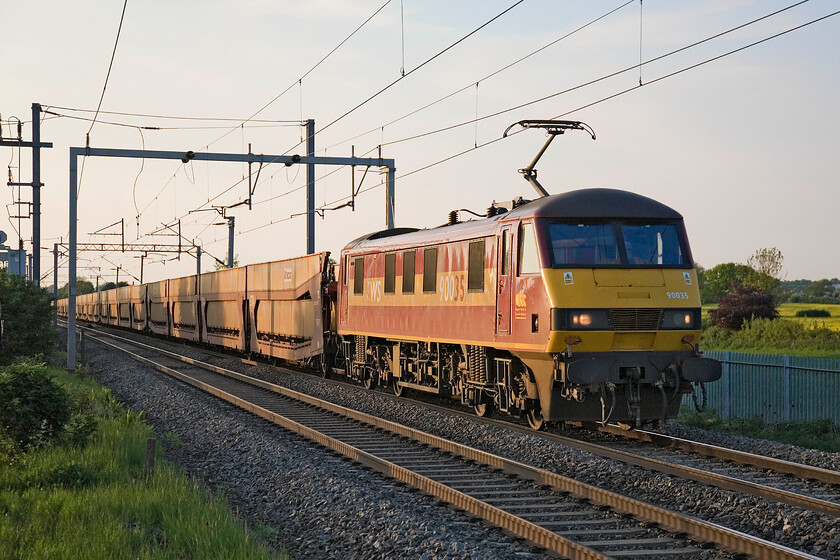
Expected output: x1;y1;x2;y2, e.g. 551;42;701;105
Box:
74;325;821;560
73;322;840;518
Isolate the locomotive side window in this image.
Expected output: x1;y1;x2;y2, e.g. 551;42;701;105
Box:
402;250;415;293
468;240;485;292
518;223;540;275
353;257;364;294
501;230;510;276
343;256;348;285
423;247;437;293
384;253;396;294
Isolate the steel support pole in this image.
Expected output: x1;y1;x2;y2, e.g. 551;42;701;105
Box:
31;103;41;285
306;119;315;254
227;216;235;268
68;149;79;372
196;246;202;275
386;165;395;230
53;243;58;330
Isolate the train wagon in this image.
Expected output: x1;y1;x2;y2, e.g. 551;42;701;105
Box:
246;252;333;367
200;266;247;351
146;279;169;336
337;189;721;428
170;274;199;342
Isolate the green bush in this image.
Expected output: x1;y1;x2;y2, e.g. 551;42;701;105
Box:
0;361;71;449
795;308;831;318
0;269;55;364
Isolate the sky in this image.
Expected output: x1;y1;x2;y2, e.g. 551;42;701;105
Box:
1;0;838;287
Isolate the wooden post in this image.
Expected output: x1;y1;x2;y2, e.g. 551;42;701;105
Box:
79;329;86;366
145;437;156;480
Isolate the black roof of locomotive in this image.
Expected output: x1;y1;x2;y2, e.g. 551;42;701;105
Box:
343;188;683;252
504;188;683;220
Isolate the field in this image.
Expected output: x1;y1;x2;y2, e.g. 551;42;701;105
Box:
702;303;840;332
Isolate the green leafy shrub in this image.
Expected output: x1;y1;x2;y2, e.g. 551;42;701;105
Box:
0;269;55;364
0;361;71;449
62;413;98;447
701;317;840;355
709;284;778;329
795;308;831;318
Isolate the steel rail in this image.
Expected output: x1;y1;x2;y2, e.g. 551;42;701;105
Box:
78;326;821;560
594;424;840;486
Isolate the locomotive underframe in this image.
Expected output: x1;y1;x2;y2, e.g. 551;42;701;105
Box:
338;333;716;428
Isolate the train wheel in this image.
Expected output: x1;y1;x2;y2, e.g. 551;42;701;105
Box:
363;371;376;390
318;355;330;379
392;379;404;397
473;403;489;417
526;408;545;431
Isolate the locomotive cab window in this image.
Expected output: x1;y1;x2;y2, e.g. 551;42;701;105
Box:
402;250;415;293
547;220;689;268
423;247;437;293
621;223;686;265
518;223;540;275
353;257;364;294
468;240;485;292
384;253;396;294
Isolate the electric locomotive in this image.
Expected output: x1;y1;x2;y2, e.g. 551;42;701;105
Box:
336;188;720;428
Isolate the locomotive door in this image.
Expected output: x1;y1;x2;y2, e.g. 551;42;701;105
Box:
496;225;513;335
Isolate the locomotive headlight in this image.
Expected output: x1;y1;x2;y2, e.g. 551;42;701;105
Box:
660;308;698;330
552;309;611;330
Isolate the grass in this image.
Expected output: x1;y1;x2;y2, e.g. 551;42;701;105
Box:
699;303;840;358
702;303;840;332
677;406;840;453
776;303;840;332
0;365;287;560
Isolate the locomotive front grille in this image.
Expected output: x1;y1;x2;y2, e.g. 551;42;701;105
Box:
609;308;662;331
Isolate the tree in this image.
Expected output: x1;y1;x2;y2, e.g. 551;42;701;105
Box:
747;247;785;298
214;254;239;270
0;269;56;363
57;277;95;299
700;263;758;304
98;281;129;292
709;284;779;329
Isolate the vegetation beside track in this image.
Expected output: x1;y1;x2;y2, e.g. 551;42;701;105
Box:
676;406;840;453
0;360;286;560
700;304;840;358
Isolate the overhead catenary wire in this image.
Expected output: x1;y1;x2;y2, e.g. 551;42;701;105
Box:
287;0;527;154
322;0;635;153
191;4;833;250
171;0;529;241
307;8;840;214
123;0;393;246
370;0;815;149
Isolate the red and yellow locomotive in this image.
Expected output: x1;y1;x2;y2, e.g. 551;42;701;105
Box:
337;188;720;428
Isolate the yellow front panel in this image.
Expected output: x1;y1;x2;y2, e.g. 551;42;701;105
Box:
543;268;701;353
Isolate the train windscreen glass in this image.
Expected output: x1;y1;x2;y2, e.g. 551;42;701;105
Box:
548;221;687;267
547;223;619;266
621;223;686;266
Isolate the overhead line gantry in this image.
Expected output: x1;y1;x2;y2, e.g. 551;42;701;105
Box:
65;119;397;371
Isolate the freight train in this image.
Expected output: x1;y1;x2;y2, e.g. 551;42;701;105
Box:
58;187;721;429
